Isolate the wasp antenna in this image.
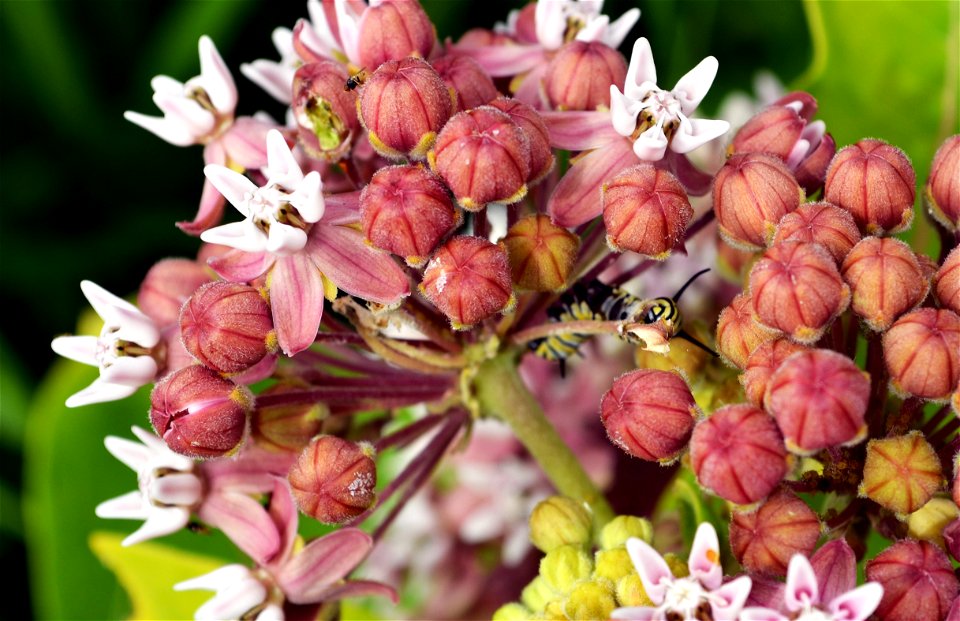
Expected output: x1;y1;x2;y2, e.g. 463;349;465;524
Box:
672;268;711;302
677;329;719;357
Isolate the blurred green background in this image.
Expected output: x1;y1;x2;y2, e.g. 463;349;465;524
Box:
1;1;956;619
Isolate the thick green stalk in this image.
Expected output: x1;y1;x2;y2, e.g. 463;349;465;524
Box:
474;350;615;528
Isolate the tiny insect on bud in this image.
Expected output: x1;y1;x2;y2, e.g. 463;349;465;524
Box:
432;54;498;112
924;134;960;231
883;308;960;401
934;246;960;315
859;432;944;516
729;487;821;576
866;540;959;621
771;201;861;264
288;435;377;524
715;292;778;369
356;0;437;71
528;496;592;553
502;214;579;292
293;60;359;161
544;40;627;111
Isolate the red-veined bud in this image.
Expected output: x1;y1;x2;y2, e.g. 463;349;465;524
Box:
360;164;459;267
293;60;358;161
740;338;809;407
544;40;626;111
730;104;807;159
288;435;377;524
935;246;960;314
859;431;943;516
749;241;850;342
601;165;693;259
432;54;498;111
713;153;804;250
884;308;960;401
138;258;212;327
689;404;788;505
764;349;869;455
715;293;778;369
251;384;326;453
419;235;515;329
487;96;555;184
944;519;960;562
841;237;929;332
824;139;916;235
429;106;530;210
502;214;579;292
356;0;436;70
866;540;959;621
149;365;252;458
600;369;700;463
925;134;960;231
771;201;861;264
359;57;452;160
729;487;821;576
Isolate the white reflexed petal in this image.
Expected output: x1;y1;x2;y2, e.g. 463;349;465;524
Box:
827;582;883;621
122;506;191;546
198;35;237;114
626;537;673;604
610;86;641;137
241;60;296;104
603;7;641;48
687;522;722;589
575;14;608;43
150;75;184;96
335;0;362;65
307;0;340;54
65;378;139;408
150;472;204;506
264;129;303;187
96;490;148;520
152;90;216;137
201;220;270;253
786;138;811;170
785;554;820;612
670;118;730;154
738;606;789;621
203;165;259;216
672;55;718;115
104;435;151;472
123;111;196;146
535;0;567;50
80;280;159;347
710;575;752;620
51;335;98;366
176;564;254;592
265;222;309;255
130;426;194;471
624;38;657;99
632;125;668;161
100;355;158;387
610;606;658;621
272;26;295;58
256;603;285;621
195;576;268;621
290;171;324;223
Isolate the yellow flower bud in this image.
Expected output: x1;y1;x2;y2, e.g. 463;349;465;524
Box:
907;497;960;546
493;602;533;621
540;544;593;594
615;573;651;608
600;515;653;550
521;576;556;613
593;548;634;583
529;496;593;553
563;580;616;620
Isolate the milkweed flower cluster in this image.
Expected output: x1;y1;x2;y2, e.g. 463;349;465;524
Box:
48;0;959;619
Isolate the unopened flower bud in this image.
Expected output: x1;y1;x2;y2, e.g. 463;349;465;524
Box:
689;404;788;505
884;308;960;401
360;164;458;267
492;603;532;621
794;131;836;195
593;548;633;583
616;573;652;608
935;246;960;314
359;57;452;160
502;214;579;291
824;139;916;234
771;201;861;264
432;54;498;111
138;259;212;326
715;293;778;369
149;365;252;458
731;104;808;160
740;338;809;407
487;97;555;184
357;0;436;71
908;498;959;548
419;236;515;329
729;488;820;576
713;153;804;250
635;320;713;379
288;435;376;524
293;60;358;161
841;236;929;331
925;134;960;231
562;580;616;621
180;282;274;374
540;544;593;593
859;432;943;515
600;369;699;463
599;515;653;551
520;576;553;612
544;40;626;111
866;540;959;621
749;241;850;343
251;384;326;453
602;165;693;259
529;496;592;553
429;106;530;210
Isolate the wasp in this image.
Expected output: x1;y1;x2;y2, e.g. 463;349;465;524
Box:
344;69;369;91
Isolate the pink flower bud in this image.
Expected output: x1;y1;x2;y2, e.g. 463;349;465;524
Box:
741;338;809;407
841;237;929;332
749;241;851;343
729;488;820;576
502;214;579;292
730;104;806;159
358;57;452;160
419;235;515;329
794;131;836;195
138;259;212;327
487;96;555;184
360;164;459;267
251;384;326;453
866;540;959;621
288;435;377;524
771;201;861;264
149;365;252;458
179;282;275;374
764;349;869;454
689;404;788;505
429;106;530;210
715;293;778;369
356;0;436;70
824;139;916;235
292;60;358;161
432;54;498;111
925;134;960;231
544;41;626;111
935;246;960;315
884;308;960;401
601;165;693;259
944;519;960;562
859;431;943;515
600;369;699;463
713;153;804;250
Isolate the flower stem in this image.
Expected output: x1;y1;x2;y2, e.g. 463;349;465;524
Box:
473;350;615;529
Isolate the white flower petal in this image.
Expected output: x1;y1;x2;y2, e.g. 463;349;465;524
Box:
670;117;730;154
198;36;237;115
334;0;362;66
535;0;567;50
175;564;253;592
241;60;295;104
687;522;722;590
152;90;216;138
265;222;308;254
122;506;191;546
95;490;149;520
610;85;641;137
65;378;139;408
256;603;285;621
103;435;152;472
785;554;820;612
827;582;883;621
100;355;158;387
264;129;303;187
610;606;658;620
51;335;98;366
575;14;609;43
80;281;146;332
603;8;640;49
201;219;269;253
710;575;752;620
203;165;259;216
123;111;196;146
150;472;204;506
307;0;341;55
632;125;668;161
738;606;789;621
150;75;184;95
624;38;657;100
626;537;673;604
290;171;324;223
672;55;718;116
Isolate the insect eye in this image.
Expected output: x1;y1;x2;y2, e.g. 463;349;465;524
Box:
619;311;628;320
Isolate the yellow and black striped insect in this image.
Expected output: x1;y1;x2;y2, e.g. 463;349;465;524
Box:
529;268;715;375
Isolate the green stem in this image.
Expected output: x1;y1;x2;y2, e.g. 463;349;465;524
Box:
474;350;615;529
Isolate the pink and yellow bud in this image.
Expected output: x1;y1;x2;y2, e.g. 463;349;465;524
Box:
360;164;458;267
149;365;252;458
432;54;498;111
600;369;699;463
841;236;930;332
934;246;960;314
824;139;916;235
883;308;960;401
865;540;959;621
356;0;436;71
488;96;555;184
137;258;212;327
740;338;809;406
859;432;943;515
501;214;579;292
288;435;377;524
715;293;778;369
771;201;861;264
924;134;960;231
601;165;693;259
689;404;788;505
251;384;326;453
293;60;358;161
529;496;592;553
729;488;821;576
544;41;626;111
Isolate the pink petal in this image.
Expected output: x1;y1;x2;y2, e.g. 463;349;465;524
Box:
828;582;883;621
547;137;637;227
198;36;237;114
664;151;714;196
541;110;621;150
219;117;274;170
240;59;295;104
512;64;547;109
626;537;673;604
177;177;226;236
307;223;410;305
276;528;373;604
624;38;657;99
811;539;857;605
785;554;820;612
321;191;362;225
207;249;273;282
672;55;718;115
51;335;98;366
739;607;789;621
745;575;787;612
688;522;722;589
266;478;298;568
228;353;277;384
610;606;658;620
269;254;325;356
198;492;280;566
317;579;398;603
710;575;753;620
292;18;328;64
456;43;545;77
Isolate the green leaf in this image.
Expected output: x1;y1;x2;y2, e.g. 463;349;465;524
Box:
0;333;30;451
